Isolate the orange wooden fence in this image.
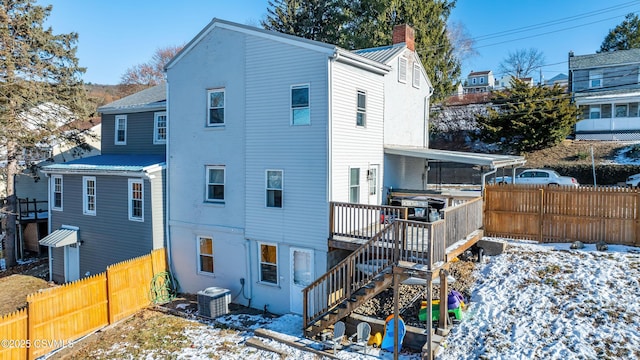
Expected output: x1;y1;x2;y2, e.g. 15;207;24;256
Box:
0;248;168;360
0;309;27;360
484;184;640;245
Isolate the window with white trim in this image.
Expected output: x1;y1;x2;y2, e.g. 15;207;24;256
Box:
589;105;601;119
398;57;407;83
207;89;225;126
128;179;143;221
480;77;484;84
472;78;477;84
114;115;127;145
615;104;629;117
349;168;360;203
52;175;63;211
266;170;283;208
83;176;96;215
291;85;310;125
259;243;278;284
589;71;603;88
356;90;366;127
198;236;214;274
205;166;225;203
368;168;377;196
153;111;167;144
412;64;420;88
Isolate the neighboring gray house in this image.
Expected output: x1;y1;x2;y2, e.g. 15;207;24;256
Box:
39;85;167;283
569;49;640;140
463;70;494;94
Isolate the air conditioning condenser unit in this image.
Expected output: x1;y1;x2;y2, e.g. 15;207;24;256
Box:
197;287;231;318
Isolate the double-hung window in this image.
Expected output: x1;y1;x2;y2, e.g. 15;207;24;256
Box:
291;85;310;125
356;90;366;127
589;105;601;119
398;57;407;83
128;179;143;221
615;104;629;118
206;166;225;203
349;168;360;203
154;112;167;144
259;243;278;284
207;89;225;126
589;71;603;88
114;115;127;145
198;236;214;274
83;176;96;215
52;175;63;211
266;170;283;208
412;64;420;88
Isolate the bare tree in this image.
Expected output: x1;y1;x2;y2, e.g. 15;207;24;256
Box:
119;45;182;96
498;48;545;79
448;21;478;62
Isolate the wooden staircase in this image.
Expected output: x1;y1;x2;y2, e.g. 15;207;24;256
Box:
303;220;436;338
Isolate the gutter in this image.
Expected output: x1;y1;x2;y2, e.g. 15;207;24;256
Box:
333;49;390;75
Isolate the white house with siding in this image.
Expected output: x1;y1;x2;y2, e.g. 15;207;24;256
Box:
165;19;431;315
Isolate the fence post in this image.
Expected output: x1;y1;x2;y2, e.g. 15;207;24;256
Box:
636;191;640;246
538;188;544;243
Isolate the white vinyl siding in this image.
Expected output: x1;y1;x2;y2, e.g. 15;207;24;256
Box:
52;175;63;211
114;115;127;145
356;90;366;127
128;178;144;221
291;84;310;125
412;64;420;88
266;170;283;208
259;242;278;284
207;89;225;126
153;111;167;144
197;236;214;275
205;166;225;203
83;176;96;216
398;57;407;83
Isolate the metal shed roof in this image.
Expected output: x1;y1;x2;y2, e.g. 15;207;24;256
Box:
384;146;526;168
39;228;78;248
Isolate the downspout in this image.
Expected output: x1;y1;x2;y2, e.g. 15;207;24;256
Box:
481;167;497;195
164;80;174;280
327;53;335;208
46;174;52;282
244;239;253;307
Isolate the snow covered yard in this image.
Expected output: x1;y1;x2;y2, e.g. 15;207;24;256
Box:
439;239;640;360
47;239;640;359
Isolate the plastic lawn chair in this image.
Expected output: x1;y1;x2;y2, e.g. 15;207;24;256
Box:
349;322;372;354
333;321;345;354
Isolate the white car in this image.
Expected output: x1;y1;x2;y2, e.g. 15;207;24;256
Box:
514;169;579;187
626;173;640;187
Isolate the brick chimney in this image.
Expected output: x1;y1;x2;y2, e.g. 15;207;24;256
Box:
393;24;415;51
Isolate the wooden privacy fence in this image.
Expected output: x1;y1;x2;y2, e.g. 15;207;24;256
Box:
0;248;168;360
484;184;640;245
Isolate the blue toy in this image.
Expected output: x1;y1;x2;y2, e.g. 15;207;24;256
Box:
381;314;406;352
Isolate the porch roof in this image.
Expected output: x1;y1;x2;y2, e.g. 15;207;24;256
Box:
384;146;526;169
39;228;78;248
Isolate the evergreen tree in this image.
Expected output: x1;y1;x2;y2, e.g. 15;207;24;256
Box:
0;0;91;267
262;0;461;103
475;79;580;154
598;13;640;52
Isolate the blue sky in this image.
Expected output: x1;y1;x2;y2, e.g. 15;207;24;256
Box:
38;0;640;85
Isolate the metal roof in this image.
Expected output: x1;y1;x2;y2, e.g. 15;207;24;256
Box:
353;43;406;64
98;84;166;114
39;228;78;248
384;146;526;168
43;154;165;173
569;48;640;69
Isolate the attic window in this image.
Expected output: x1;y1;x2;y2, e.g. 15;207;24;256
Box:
412;64;420;88
589;71;602;89
398;57;407;83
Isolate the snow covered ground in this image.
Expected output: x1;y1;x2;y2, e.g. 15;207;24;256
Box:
60;239;640;359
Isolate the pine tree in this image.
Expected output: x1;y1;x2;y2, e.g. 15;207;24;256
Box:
598;13;640;53
0;0;91;267
475;79;580;153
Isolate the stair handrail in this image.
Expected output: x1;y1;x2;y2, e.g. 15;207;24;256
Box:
303;221;400;331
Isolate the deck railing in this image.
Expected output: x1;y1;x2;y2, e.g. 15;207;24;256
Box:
442;197;484;250
329;202;407;240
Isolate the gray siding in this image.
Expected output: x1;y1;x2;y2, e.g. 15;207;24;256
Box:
573;64;640;93
50;174;157;280
101;111;166;155
244;34;329;252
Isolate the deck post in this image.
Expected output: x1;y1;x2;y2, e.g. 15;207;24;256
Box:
438;269;449;331
393;272;400;360
424;271;433;360
538;188;544;243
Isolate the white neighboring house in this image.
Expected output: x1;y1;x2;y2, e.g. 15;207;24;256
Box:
165;19;432;315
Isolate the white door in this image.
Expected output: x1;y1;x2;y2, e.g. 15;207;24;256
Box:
290;248;314;314
368;165;380;205
64;243;80;282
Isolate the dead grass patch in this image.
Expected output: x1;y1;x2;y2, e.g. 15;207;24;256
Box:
0;274;52;316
